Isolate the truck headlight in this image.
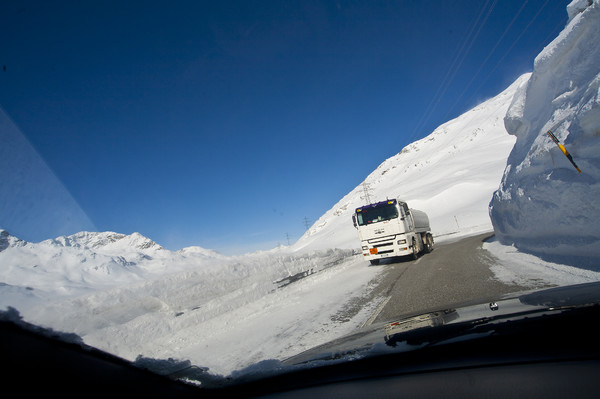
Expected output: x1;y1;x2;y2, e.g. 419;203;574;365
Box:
397;239;406;245
362;246;368;250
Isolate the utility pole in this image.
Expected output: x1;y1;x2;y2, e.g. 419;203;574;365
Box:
360;182;374;204
303;217;311;231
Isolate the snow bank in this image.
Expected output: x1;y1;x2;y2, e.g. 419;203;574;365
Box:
490;0;600;267
484;238;600;288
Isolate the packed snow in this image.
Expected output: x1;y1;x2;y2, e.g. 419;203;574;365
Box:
490;0;600;267
1;0;600;382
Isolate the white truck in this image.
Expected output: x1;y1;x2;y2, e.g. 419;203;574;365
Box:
352;198;433;265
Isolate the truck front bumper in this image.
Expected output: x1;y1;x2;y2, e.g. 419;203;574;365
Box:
362;235;411;260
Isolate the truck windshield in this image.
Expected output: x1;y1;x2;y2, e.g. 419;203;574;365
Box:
356;203;399;226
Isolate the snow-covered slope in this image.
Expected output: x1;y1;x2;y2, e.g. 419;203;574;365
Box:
490;0;600;267
1;65;533;296
0;228;357;310
0;73;530;374
293;74;529;252
0;70;533;301
0;228;365;375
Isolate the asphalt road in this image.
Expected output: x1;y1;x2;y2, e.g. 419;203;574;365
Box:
361;232;528;325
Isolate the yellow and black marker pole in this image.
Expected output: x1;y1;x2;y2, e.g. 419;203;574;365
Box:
547;130;581;173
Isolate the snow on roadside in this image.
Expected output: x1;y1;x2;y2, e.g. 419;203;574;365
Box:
19;256;381;375
136;255;383;376
1;236;383;376
484;238;600;288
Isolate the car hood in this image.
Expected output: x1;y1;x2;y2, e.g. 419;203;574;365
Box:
282;281;600;367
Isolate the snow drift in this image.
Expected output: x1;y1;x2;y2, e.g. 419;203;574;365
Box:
489;0;600;267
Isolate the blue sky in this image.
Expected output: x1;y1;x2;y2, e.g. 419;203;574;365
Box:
1;0;570;254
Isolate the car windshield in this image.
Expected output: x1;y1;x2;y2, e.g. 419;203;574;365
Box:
1;0;598;391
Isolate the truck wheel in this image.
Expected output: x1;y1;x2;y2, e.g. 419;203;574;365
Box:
424;234;433;253
411;238;419;260
370;259;380;266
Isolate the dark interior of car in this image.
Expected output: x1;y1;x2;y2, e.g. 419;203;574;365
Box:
3;301;599;398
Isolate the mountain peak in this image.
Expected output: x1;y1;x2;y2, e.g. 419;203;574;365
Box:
33;231;164;254
0;229;26;252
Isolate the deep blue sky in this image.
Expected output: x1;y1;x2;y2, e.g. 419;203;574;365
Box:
1;0;570;254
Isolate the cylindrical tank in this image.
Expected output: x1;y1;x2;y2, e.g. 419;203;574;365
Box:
410;209;430;233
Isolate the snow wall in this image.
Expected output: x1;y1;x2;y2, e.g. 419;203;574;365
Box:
489;0;600;267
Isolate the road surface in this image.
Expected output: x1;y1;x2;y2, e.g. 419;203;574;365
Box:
358;232;529;325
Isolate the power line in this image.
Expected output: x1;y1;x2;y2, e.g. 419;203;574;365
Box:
463;0;551;109
443;0;530;120
406;0;496;145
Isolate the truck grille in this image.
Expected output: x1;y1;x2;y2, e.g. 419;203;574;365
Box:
371;241;394;255
368;234;396;244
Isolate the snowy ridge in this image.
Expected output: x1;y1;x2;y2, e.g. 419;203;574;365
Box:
0;229;353;298
177;246;225;258
60;231;165;253
292;74;529;252
0;229;25;251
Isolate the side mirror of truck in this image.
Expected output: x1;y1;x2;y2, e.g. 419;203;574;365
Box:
352;215;357;228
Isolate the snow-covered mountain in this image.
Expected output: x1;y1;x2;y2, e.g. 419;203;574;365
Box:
0;230;165;298
297;0;600;266
490;0;600;267
4;0;598;299
0;68;528;298
0;228;354;300
0;228;25;251
0;227;363;375
292;73;529;252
